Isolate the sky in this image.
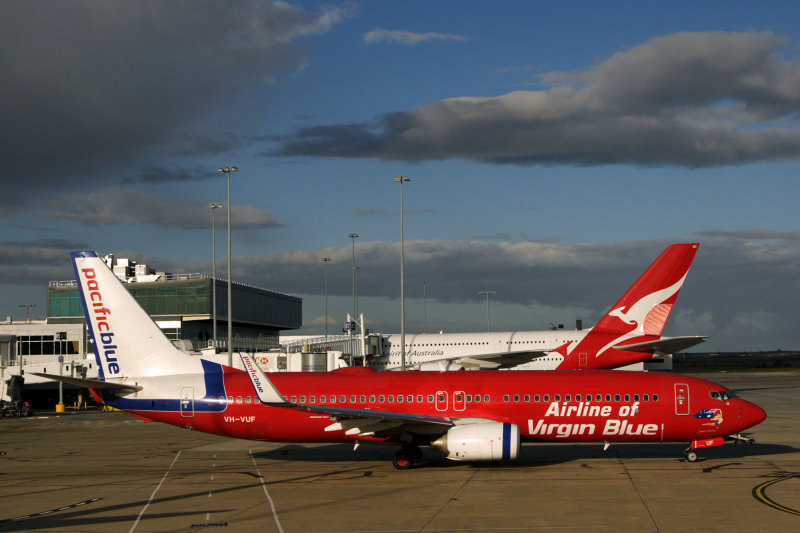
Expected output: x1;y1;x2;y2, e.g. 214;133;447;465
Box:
1;0;798;353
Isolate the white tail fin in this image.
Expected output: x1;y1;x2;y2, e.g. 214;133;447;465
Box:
71;251;194;380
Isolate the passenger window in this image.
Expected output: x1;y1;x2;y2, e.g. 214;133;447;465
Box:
513;395;519;402
330;396;335;404
455;394;463;402
644;394;649;402
653;394;659;402
427;394;434;403
397;395;403;403
300;396;306;403
484;395;490;402
466;394;472;402
310;396;315;403
614;394;620;402
475;395;481;403
555;395;561;402
534;394;540;402
524;395;530;402
596;394;602;402
369;395;376;403
245;396;252;404
504;395;510;402
360;395;366;403
388;395;393;403
624;394;630;402
565;394;571;402
544;394;550;402
416;395;422;403
605;394;611;402
350;395;356;403
227;396;233;403
634;394;639;402
237;396;243;404
575;394;581;402
320;395;326;403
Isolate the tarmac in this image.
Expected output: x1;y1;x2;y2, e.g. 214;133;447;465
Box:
0;371;798;533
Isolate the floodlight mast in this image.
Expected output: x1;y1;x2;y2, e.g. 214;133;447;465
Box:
218;166;239;367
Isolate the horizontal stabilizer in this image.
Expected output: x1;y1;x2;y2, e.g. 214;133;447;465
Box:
32;372;142;392
612;335;707;355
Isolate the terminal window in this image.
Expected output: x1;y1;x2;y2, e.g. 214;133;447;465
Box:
17;335;79;356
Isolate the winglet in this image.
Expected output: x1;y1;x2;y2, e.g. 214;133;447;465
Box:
239;353;286;405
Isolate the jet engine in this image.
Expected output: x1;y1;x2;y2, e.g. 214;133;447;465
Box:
430;421;520;461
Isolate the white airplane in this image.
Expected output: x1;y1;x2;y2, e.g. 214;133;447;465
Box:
368;243;705;371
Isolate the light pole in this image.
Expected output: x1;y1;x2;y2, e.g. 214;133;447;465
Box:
209;202;223;350
218;166;238;367
322;257;331;339
394;175;410;370
348;233;358;322
479;290;496;332
18;304;36;320
423;280;428;334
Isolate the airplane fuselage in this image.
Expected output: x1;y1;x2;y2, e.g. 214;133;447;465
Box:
101;365;764;448
375;330;662;370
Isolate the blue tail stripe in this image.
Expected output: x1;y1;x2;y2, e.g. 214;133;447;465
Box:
201;359;227;398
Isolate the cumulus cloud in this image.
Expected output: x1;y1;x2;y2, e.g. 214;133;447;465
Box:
275;31;800;167
0;1;351;192
363;29;468;45
38;187;283;230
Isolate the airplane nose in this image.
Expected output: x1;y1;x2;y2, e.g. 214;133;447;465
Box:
739;400;767;429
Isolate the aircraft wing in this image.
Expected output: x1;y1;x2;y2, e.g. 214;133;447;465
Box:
612;335;707;356
391;350;550;371
239;353;454;439
298;404;454;437
31;372;143;392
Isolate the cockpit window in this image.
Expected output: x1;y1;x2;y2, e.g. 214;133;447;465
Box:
709;390;736;401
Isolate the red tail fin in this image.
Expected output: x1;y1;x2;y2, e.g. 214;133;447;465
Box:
592;243;699;336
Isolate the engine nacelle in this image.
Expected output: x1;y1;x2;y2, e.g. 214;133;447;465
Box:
430;422;520;461
417;361;465;371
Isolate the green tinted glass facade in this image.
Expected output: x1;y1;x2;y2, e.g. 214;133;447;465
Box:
127;283;209;316
49;291;83;317
47;278;301;330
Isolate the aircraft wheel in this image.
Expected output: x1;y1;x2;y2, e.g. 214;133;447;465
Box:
393;448;415;470
685;450;697;462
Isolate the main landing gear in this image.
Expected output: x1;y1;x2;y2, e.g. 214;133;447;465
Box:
392;445;423;470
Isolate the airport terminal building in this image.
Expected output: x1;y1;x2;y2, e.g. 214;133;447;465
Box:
1;255;302;404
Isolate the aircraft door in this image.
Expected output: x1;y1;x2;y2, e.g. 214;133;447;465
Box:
674;383;689;416
453;391;466;411
435;390;448;412
180;386;194;418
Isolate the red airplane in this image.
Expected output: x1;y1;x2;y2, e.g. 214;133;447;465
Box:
37;251;766;469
